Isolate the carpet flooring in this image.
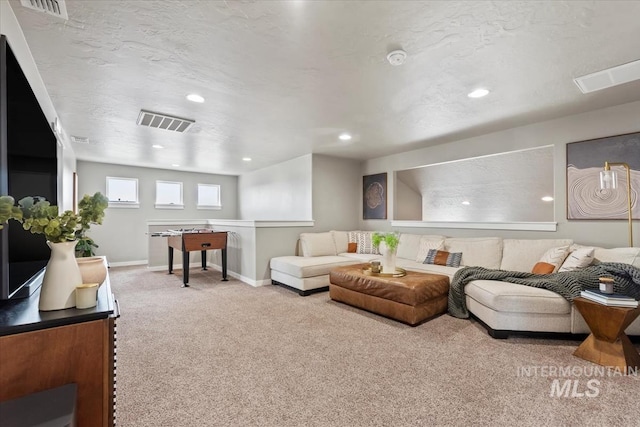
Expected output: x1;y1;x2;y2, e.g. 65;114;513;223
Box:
109;266;640;427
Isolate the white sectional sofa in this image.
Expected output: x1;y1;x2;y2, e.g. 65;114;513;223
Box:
269;231;640;338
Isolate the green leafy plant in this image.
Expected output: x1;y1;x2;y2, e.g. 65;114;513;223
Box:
75;236;99;258
372;232;400;252
0;196;23;226
0;192;108;252
74;192;108;257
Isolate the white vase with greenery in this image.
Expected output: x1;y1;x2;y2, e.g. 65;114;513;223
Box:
373;232;400;274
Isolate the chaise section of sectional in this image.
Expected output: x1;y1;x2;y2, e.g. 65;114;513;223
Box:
464;280;573;338
270;230;385;296
270;255;361;296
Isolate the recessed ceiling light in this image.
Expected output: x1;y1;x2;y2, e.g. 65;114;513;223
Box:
171;163;180;167
242;157;252;162
152;144;164;149
186;94;205;103
339;133;352;141
468;88;489;98
541;196;554;202
462;201;471;205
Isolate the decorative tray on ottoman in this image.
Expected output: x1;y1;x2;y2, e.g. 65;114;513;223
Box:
361;267;407;278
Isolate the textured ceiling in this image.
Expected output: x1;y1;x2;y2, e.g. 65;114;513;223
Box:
8;0;640;175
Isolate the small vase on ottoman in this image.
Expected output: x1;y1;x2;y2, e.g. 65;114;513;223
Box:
379;242;397;274
373;232;400;274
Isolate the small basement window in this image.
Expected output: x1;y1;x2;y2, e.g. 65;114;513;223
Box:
197;184;221;210
106;177;139;208
155;181;184;209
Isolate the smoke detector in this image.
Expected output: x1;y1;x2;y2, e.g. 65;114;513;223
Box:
387;49;407;66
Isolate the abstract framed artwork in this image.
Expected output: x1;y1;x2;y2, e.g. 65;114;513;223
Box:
363;173;387;220
566;132;640;220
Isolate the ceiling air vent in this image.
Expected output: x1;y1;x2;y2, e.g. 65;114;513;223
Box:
20;0;69;20
136;110;195;133
574;59;640;94
70;135;90;144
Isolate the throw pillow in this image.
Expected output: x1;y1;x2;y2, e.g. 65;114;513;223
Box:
558;247;595;272
531;262;555;275
348;231;379;255
415;237;445;262
423;249;462;267
347;242;357;253
538;245;570;273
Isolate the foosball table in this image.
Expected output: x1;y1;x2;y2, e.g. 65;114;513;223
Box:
165;229;228;287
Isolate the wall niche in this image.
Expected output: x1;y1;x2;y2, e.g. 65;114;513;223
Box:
394;146;555;224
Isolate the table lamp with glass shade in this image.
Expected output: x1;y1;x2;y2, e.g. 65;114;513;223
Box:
600;161;633;247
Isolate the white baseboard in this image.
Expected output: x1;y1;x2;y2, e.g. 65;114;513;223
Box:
229;271;271;287
109;260;148;267
206;264;270;287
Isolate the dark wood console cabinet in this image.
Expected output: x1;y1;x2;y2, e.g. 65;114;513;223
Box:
0;272;118;426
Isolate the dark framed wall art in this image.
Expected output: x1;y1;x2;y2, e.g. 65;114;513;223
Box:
363;173;387;220
566;132;640;220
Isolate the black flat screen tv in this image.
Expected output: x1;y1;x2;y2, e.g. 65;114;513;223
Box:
0;34;58;302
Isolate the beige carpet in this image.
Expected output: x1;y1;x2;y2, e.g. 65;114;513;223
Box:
110;266;640;427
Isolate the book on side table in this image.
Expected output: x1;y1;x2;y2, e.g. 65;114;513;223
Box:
580;289;639;308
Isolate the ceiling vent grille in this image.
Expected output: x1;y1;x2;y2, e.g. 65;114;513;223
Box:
574;59;640;93
20;0;69;20
136;110;195;133
70;135;90;144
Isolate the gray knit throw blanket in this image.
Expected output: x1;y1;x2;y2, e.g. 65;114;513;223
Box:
448;262;640;319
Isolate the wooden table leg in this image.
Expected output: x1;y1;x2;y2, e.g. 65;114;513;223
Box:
222;248;228;281
182;249;189;287
168;246;174;274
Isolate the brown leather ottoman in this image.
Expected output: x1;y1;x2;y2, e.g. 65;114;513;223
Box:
329;264;450;326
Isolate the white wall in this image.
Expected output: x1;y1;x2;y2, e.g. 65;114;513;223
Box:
361;100;640;248
1;0;76;210
248;154;361;283
238;154;312;220
77;161;238;264
311;154;361;231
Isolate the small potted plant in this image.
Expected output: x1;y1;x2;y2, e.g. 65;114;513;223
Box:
372;232;400;273
75;192;109;257
74;192;109;285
